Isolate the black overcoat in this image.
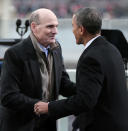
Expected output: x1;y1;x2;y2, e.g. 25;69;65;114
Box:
0;36;75;131
49;36;128;131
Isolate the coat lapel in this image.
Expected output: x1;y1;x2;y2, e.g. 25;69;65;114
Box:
77;36;103;66
76;36;103;76
23;37;42;92
52;49;59;97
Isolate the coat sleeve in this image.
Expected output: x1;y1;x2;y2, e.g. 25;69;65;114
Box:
48;56;104;119
0;48;38;113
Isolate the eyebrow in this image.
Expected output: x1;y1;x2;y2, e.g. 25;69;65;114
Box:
46;24;58;27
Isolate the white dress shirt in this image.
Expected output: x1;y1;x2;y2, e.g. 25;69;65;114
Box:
83;35;100;52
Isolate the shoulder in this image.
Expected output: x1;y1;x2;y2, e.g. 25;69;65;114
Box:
5;36;33;60
9;37;31;52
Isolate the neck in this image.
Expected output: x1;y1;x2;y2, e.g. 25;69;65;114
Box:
83;33;100;46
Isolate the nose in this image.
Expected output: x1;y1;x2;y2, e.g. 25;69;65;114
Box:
52;27;58;34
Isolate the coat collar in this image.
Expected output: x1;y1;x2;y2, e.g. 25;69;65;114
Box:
77;36;104;68
82;36;104;55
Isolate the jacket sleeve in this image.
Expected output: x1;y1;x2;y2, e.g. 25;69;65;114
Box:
48;56;104;119
0;48;38;113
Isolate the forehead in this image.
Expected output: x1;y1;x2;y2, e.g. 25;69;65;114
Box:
72;15;77;25
39;12;58;25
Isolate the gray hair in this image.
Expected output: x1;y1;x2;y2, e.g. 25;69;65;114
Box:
74;7;102;35
29;12;40;25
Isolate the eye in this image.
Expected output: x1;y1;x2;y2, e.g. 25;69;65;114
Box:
47;24;58;29
47;25;54;28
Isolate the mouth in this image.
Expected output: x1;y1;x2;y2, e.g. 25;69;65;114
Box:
50;36;56;39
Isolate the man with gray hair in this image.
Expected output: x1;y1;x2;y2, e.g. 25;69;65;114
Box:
34;7;128;131
0;8;75;131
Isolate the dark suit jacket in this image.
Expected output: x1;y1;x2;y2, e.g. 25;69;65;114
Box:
0;36;75;131
48;36;128;131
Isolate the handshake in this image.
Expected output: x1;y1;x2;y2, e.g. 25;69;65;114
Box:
34;101;49;115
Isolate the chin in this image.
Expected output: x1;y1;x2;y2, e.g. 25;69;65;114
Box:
76;40;83;45
76;43;82;45
76;38;84;45
49;41;55;44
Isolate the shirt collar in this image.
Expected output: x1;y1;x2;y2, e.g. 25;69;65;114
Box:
38;43;50;52
84;35;100;51
37;43;50;57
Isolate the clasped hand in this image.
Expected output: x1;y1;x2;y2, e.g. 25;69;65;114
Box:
34;101;48;115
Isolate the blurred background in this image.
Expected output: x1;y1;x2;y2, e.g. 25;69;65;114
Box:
1;0;128;19
0;0;128;131
0;0;128;64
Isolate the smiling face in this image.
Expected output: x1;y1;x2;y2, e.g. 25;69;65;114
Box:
72;15;84;45
31;9;58;47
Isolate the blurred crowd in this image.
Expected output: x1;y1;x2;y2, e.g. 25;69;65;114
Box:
13;0;128;19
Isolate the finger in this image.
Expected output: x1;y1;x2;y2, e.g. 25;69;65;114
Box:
34;106;39;113
34;105;37;110
34;104;39;111
35;111;40;115
34;104;38;108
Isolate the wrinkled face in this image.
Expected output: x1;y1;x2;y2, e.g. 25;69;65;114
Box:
31;14;58;47
72;15;84;45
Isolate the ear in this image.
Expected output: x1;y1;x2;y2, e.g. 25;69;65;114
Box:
30;22;37;33
79;26;85;35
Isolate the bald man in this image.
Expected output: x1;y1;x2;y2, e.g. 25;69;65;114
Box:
0;8;75;131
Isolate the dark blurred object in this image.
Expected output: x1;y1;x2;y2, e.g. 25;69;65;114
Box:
0;60;2;75
101;29;128;70
0;39;21;46
0;39;21;60
16;19;29;39
0;39;21;75
16;19;22;32
0;19;28;74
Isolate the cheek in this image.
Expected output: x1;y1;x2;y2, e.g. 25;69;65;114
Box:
74;31;79;39
34;28;41;37
38;30;46;38
73;27;78;36
72;28;75;35
72;30;76;37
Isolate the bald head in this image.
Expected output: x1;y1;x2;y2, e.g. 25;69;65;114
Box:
29;8;58;47
29;8;57;25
